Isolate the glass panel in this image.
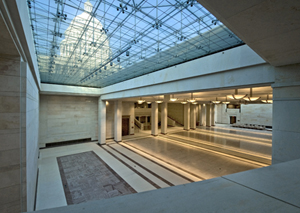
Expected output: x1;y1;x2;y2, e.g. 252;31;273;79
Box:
28;0;244;88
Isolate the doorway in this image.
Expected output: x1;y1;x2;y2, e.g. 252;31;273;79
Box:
122;116;130;136
230;116;236;124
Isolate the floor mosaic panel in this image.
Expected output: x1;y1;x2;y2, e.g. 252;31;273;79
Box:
57;151;136;205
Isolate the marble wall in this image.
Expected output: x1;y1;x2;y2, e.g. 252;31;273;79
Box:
0;57;24;212
39;95;98;146
39;98;136;143
241;104;272;126
215;104;272;126
0;58;40;212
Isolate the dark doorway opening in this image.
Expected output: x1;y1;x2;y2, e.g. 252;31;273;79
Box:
230;116;236;124
122;116;130;136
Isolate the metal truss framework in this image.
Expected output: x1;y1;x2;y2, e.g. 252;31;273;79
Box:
28;0;244;88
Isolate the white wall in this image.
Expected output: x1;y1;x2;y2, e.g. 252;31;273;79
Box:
215;104;241;124
215;104;272;126
25;63;39;211
241;104;272;126
39;95;98;146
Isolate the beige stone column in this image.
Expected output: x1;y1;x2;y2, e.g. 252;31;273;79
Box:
184;103;190;130
202;104;206;126
206;104;211;127
151;102;158;136
190;104;196;129
211;103;215;126
161;95;170;134
114;100;122;142
198;104;202;126
98;97;106;145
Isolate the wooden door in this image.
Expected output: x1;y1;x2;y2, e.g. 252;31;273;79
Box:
122;117;130;136
230;116;236;124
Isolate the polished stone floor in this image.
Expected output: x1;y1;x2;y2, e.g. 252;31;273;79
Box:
35;125;272;211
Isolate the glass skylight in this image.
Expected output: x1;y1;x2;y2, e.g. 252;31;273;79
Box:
28;0;243;88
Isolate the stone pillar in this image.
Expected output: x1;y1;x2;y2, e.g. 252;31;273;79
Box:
98;97;106;145
202;104;206;126
206;104;211;127
190;104;196;129
184;103;190;130
161;95;170;134
198;104;202;126
211;104;215;126
151;102;158;136
114;100;122;142
272;66;300;164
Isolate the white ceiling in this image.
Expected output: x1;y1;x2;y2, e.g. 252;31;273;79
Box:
196;0;300;67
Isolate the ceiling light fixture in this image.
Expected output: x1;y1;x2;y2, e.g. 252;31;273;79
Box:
155;96;163;103
243;88;260;101
192;102;198;105
181;100;187;104
228;89;247;100
187;93;196;102
261;94;273;104
222;96;230;104
170;94;177;101
212;97;221;104
137;97;145;104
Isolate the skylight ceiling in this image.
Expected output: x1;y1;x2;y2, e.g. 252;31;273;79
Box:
28;0;244;88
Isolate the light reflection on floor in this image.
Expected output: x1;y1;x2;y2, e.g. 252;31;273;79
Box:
124;125;272;180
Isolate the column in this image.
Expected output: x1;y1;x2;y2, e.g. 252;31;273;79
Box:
161;95;170;134
190;104;196;129
151;102;158;136
206;104;211;127
184;103;190;130
198;104;202;126
272;66;300;164
211;103;215;126
202;104;206;126
98;97;106;145
114;100;122;142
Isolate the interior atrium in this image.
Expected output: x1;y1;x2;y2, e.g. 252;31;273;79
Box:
0;0;300;212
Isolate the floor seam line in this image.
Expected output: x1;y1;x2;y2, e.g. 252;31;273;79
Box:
99;144;162;189
107;144;175;187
